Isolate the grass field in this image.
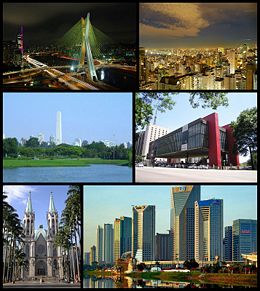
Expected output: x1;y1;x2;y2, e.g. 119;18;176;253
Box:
127;271;257;286
3;158;130;168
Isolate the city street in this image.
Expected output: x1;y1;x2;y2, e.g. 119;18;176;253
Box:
136;167;257;183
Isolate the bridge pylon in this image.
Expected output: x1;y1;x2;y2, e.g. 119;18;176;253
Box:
80;13;98;81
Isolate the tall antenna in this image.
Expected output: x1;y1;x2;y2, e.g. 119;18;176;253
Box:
153;107;158;125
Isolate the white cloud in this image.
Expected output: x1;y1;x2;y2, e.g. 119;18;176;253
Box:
140;3;210;39
3;185;37;206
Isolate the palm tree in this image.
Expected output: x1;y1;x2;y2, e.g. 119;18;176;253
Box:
54;185;81;283
2;192;24;283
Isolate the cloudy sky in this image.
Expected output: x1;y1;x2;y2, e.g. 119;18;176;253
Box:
140;3;257;48
3;3;136;46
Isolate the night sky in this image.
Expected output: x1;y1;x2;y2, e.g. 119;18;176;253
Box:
140;3;257;48
3;3;136;47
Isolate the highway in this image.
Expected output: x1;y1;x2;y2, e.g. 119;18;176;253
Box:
25;56;99;90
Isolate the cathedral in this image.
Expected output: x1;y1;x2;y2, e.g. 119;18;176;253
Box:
23;192;64;279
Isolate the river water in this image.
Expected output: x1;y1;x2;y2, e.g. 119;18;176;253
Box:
3;164;132;183
83;276;255;288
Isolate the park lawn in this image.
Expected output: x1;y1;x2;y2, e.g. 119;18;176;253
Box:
197;273;257;286
127;271;257;287
3;158;129;168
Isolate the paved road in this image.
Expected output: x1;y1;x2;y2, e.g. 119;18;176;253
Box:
4;282;80;288
136;167;257;183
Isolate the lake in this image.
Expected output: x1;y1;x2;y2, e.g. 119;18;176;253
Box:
3;164;132;183
83;276;255;288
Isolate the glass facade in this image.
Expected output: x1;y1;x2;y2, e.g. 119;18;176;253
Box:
187;121;208;150
220;128;228;152
232;219;257;261
149;119;209;158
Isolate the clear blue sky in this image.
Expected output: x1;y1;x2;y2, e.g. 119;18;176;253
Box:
141;92;257;162
153;93;257;130
3;185;69;230
83;185;257;251
3;92;132;144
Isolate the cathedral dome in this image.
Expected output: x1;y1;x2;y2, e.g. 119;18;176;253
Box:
35;225;47;240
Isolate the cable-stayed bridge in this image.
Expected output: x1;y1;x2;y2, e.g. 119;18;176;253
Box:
3;13;135;90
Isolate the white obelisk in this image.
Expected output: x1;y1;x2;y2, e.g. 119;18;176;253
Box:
56;111;62;145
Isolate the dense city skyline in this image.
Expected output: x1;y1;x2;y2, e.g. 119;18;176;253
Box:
84;185;257;251
3;92;132;145
4;3;136;46
140;3;257;48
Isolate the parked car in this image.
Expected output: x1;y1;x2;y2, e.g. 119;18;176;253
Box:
136;162;144;167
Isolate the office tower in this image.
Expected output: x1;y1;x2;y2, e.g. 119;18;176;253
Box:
232;219;257;261
90;245;96;265
103;224;113;264
96;225;103;264
132;205;155;262
194;199;223;261
114;216;132;262
224;226;233;261
171;185;201;260
155;231;172;261
85;252;90;265
56;111;62;145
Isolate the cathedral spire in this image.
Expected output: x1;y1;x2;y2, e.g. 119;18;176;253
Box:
48;192;56;213
25;191;33;213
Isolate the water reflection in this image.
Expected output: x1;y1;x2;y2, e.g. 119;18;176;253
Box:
83;276;255;288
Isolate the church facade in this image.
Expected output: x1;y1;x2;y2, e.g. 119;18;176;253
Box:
23;192;64;279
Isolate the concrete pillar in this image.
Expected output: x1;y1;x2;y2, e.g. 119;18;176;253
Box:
203;113;222;168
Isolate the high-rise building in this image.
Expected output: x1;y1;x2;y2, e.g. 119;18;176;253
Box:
227;50;236;74
171;185;201;260
194;199;223;261
224;226;233;261
56;111;62;145
155;231;172;261
103;224;113;264
90;245;96;265
38;132;45;144
96;225;103;264
232;219;257;261
132;205;155;262
85;252;90;265
113;216;132;262
136;124;170;159
74;138;82;147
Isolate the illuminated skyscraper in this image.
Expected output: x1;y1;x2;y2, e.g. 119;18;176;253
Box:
227;50;236;74
194;199;223;261
132;205;155;262
170;185;201;260
56;111;62;145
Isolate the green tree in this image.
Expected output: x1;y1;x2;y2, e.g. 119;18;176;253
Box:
135;92;229;130
3;192;24;283
231;107;257;170
3;138;18;157
25;136;40;148
55;185;81;283
247;152;257;169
